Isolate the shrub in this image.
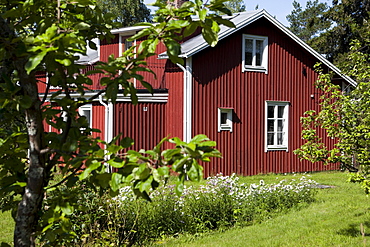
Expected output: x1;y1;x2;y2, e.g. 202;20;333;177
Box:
49;174;318;246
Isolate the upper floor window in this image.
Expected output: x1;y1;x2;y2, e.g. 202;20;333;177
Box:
242;34;268;73
265;101;289;151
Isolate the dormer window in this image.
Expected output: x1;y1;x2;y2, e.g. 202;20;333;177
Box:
242;34;268;73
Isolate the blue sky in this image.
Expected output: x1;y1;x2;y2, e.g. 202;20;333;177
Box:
144;0;331;26
244;0;331;25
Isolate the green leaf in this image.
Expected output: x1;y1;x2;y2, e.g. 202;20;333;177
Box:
55;58;72;66
135;176;153;193
198;9;207;21
74;22;91;30
19;95;33;109
202;25;218;47
120;137;134;148
60;202;74;215
110;173;123;192
191;134;209;143
175;181;184;196
107;158;124;168
157;166;170;177
79;160;101;180
25;51;47;74
187;160;203;181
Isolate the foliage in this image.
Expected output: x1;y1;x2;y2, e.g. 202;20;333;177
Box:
294;39;370;193
222;0;245;13
96;0;152;27
0;0;233;245
287;0;370;67
161;172;370;247
61;174;317;246
286;0;330;43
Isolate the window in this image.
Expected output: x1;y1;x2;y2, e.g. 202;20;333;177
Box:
242;34;268;73
265;101;289;151
79;105;92;128
218;108;233;132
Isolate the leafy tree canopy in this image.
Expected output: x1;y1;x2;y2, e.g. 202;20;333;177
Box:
223;0;245;13
287;0;370;67
295;38;370;193
96;0;152;27
286;0;330;43
0;0;234;245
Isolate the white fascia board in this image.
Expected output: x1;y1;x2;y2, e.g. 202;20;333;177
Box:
261;11;357;87
43;92;168;103
111;26;149;35
158;11;264;60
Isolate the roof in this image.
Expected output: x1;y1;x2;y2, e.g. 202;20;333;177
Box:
158;9;356;87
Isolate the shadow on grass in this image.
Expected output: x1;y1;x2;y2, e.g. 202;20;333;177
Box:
337;221;370;237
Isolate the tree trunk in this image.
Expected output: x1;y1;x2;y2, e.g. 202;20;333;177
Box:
0;14;48;246
13;69;47;247
14;109;47;246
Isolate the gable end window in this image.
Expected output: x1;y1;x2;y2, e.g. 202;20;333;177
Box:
218;108;233;132
242;34;268;73
265;101;289;151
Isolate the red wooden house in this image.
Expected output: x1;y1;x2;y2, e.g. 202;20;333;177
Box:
41;10;356;177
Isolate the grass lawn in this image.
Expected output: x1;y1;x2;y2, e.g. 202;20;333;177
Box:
1;171;369;246
156;171;370;247
0;210;14;245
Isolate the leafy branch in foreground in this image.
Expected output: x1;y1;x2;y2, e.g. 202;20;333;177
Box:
294;39;370;193
0;0;232;245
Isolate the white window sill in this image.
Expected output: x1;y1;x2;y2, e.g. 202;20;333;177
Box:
266;146;288;152
219;129;232;132
243;66;267;74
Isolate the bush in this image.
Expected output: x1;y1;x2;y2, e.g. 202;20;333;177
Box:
48;174;318;246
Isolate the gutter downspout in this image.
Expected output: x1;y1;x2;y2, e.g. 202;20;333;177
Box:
99;95;114;172
176;57;193;143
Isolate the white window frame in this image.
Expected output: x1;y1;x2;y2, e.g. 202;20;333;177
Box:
218;108;233;132
79;104;93;129
265;101;289;151
242;34;268;74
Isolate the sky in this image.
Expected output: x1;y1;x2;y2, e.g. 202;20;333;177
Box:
243;0;331;25
144;0;332;26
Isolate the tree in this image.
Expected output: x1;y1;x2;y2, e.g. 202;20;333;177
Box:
96;0;152;27
294;38;370;193
287;0;370;67
286;0;330;43
223;0;245;13
0;0;235;245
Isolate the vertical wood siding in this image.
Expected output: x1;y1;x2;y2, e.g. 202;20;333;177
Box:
192;18;338;177
91;102;105;148
114;102;166;151
100;35;119;62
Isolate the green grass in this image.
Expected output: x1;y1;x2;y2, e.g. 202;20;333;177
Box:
1;171;369;246
155;171;370;247
0;210;14;245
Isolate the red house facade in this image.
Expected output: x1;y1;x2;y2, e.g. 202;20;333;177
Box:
41;10;356;177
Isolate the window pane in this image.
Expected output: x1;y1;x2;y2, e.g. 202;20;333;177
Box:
277;120;284;131
81;109;91;126
221;112;227;124
267;133;274;145
267;120;274;131
277;133;284;145
268;106;274;118
245;39;253;65
256;40;263;66
278;106;285;118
